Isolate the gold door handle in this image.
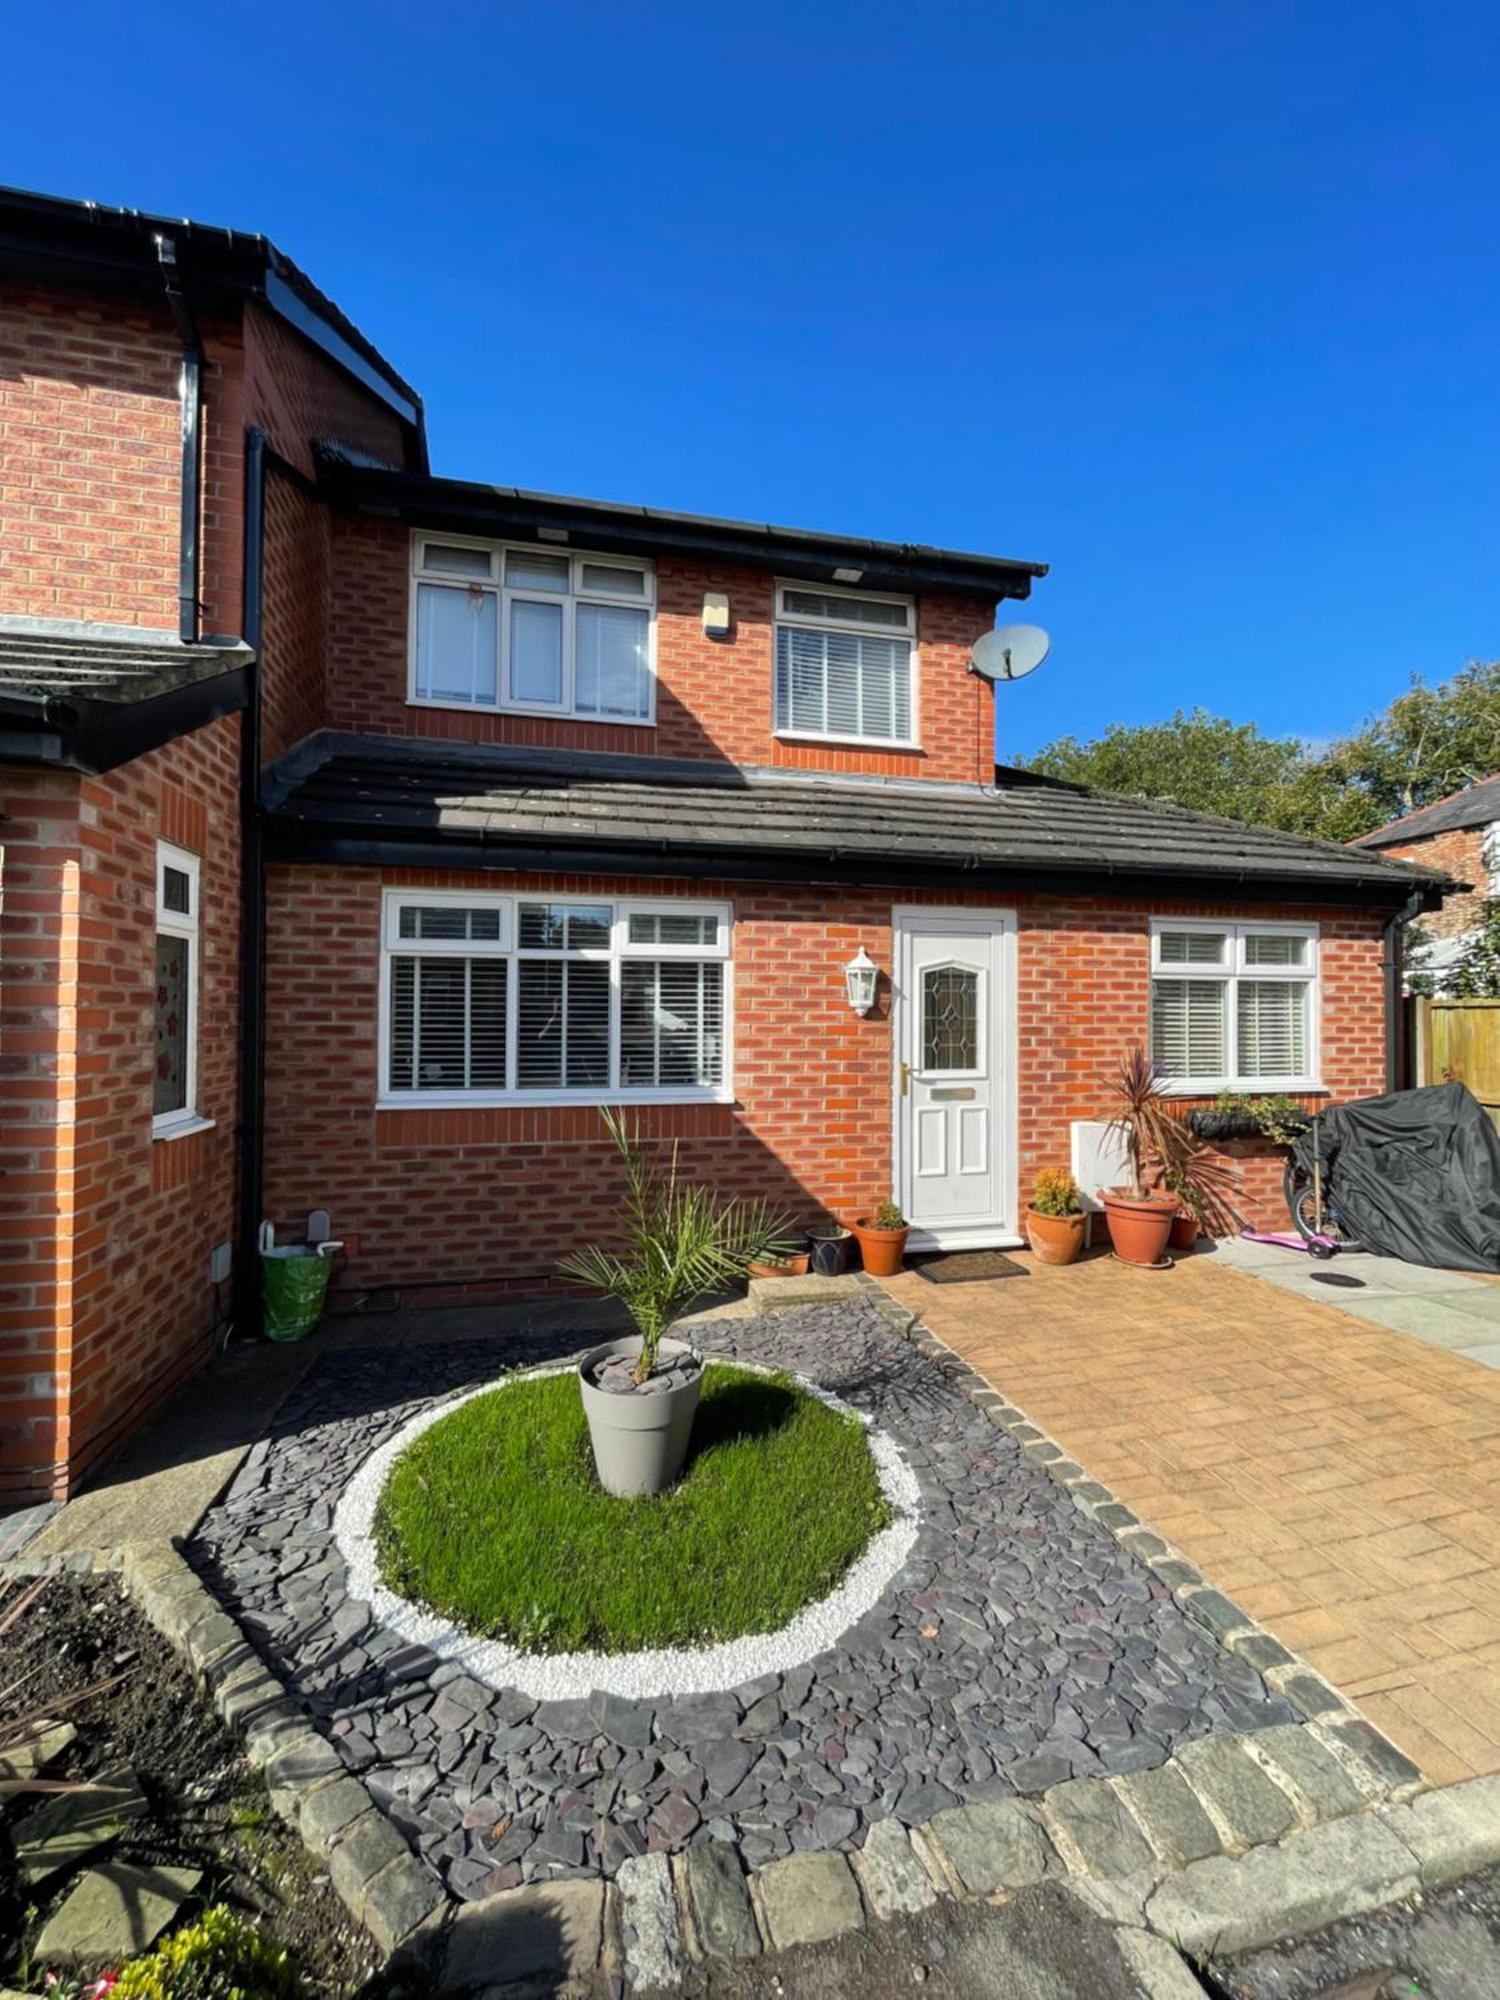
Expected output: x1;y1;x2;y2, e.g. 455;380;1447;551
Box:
900;1061;911;1097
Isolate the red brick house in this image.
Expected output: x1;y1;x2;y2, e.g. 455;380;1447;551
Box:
1353;779;1496;989
1;186;1447;1505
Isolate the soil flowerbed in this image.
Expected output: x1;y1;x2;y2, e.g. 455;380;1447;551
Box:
373;1362;889;1653
0;1575;377;1996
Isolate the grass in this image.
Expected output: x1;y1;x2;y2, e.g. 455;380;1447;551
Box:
373;1363;890;1653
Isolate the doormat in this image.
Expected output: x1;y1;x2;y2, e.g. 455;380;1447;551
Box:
910;1250;1029;1285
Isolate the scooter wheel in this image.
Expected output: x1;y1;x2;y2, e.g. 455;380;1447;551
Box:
1308;1240;1335;1261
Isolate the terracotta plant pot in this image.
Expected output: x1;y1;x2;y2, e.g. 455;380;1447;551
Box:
747;1253;811;1280
1168;1212;1201;1253
1101;1189;1179;1268
851;1218;910;1277
1024;1206;1087;1266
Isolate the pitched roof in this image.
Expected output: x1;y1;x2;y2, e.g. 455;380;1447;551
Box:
0;623;253;773
1354;774;1500;849
0;623;252;702
265;733;1449;908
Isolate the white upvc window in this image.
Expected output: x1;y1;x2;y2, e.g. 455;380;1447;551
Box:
154;842;202;1135
1150;919;1321;1093
773;583;917;746
409;535;656;724
380;891;731;1106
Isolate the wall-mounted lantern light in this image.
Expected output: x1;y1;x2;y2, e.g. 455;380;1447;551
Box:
844;946;879;1016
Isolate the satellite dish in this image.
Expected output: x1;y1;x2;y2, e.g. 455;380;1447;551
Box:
970;624;1050;682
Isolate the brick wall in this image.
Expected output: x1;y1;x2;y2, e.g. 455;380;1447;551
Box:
261;864;1388;1300
242;303;412;481
1378;824;1488;939
0;718;241;1500
323;519;999;782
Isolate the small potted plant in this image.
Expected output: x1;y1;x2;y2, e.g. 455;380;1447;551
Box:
1024;1168;1087;1265
1163;1165;1203;1253
559;1110;793;1496
747;1240;811;1280
851;1200;910;1277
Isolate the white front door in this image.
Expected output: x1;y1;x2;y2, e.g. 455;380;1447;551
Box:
893;909;1017;1250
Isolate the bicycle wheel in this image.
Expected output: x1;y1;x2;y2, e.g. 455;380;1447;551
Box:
1284;1164;1357;1256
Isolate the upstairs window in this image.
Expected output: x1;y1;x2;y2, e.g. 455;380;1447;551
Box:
382;893;730;1104
154;842;200;1133
410;537;655;723
773;585;916;745
1150;921;1319;1091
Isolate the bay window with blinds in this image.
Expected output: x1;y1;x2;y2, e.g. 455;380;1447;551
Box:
380;893;730;1104
773;584;916;745
1149;920;1319;1092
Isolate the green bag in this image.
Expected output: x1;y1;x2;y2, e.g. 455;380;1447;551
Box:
261;1247;332;1342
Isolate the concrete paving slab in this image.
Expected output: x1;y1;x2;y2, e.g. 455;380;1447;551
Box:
1456;1341;1500;1372
1338;1296;1500;1349
14;1765;146;1883
1432;1288;1500;1326
34;1861;201;1965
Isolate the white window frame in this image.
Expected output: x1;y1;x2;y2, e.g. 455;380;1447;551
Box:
378;889;733;1108
1149;917;1323;1094
153;842;209;1138
407;534;657;725
772;580;920;750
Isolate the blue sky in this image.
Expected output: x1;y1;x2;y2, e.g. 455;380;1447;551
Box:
6;0;1497;759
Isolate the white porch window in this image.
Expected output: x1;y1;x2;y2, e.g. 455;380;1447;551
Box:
381;892;730;1105
773;584;916;745
410;537;654;723
154;842;202;1134
1150;921;1319;1092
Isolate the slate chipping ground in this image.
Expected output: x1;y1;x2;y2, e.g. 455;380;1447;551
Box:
192;1300;1295;1903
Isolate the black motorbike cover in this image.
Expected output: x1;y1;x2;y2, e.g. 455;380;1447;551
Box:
1290;1081;1500;1272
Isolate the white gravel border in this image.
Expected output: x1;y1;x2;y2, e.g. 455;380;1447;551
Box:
331;1358;921;1700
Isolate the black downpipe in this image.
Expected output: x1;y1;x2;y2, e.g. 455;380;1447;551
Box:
234;429;269;1340
154;233;203;643
1383;890;1427;1093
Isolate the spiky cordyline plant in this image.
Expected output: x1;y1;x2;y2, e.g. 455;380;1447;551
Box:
559;1109;797;1384
1102;1046;1245;1226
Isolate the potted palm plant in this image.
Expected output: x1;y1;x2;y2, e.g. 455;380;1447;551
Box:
1100;1048;1242;1267
559;1110;794;1496
851;1200;909;1277
1024;1168;1087;1265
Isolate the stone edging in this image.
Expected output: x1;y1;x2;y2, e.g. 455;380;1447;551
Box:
108;1536;1500;1994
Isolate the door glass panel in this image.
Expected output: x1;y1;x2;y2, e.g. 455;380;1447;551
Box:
922;966;979;1071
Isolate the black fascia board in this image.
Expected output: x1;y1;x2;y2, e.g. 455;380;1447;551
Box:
262;820;1447;912
0;666;250;774
0;186;426;461
318;465;1048;602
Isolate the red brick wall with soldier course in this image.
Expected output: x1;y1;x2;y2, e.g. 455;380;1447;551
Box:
1378;824;1488;941
323;517;1000;783
261;865;1387;1300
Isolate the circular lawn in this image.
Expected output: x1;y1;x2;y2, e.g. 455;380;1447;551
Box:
373;1362;890;1654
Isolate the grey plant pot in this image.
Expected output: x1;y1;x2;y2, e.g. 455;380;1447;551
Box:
577;1335;704;1498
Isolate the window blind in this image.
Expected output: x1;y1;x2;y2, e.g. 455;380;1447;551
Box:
389;957;508;1091
621;961;724;1088
773;627;912;741
1151;979;1228;1080
1237;981;1308;1079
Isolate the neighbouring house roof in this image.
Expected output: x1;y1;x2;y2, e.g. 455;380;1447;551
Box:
0;622;253;772
264;733;1451;909
315;457;1048;602
0;183;426;464
1353;774;1500;850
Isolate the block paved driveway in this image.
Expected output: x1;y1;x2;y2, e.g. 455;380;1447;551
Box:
880;1245;1500;1789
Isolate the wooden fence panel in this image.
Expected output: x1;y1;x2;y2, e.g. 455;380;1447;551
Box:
1417;997;1500;1127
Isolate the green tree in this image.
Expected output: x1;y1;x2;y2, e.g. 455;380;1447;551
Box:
1016;662;1500;844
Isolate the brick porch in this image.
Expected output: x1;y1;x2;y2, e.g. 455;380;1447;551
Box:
880;1248;1500;1788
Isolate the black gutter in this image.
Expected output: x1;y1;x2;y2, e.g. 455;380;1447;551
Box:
234;430;269;1343
0;666;249;772
153;233;203;642
318;463;1048;602
261;822;1446;913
